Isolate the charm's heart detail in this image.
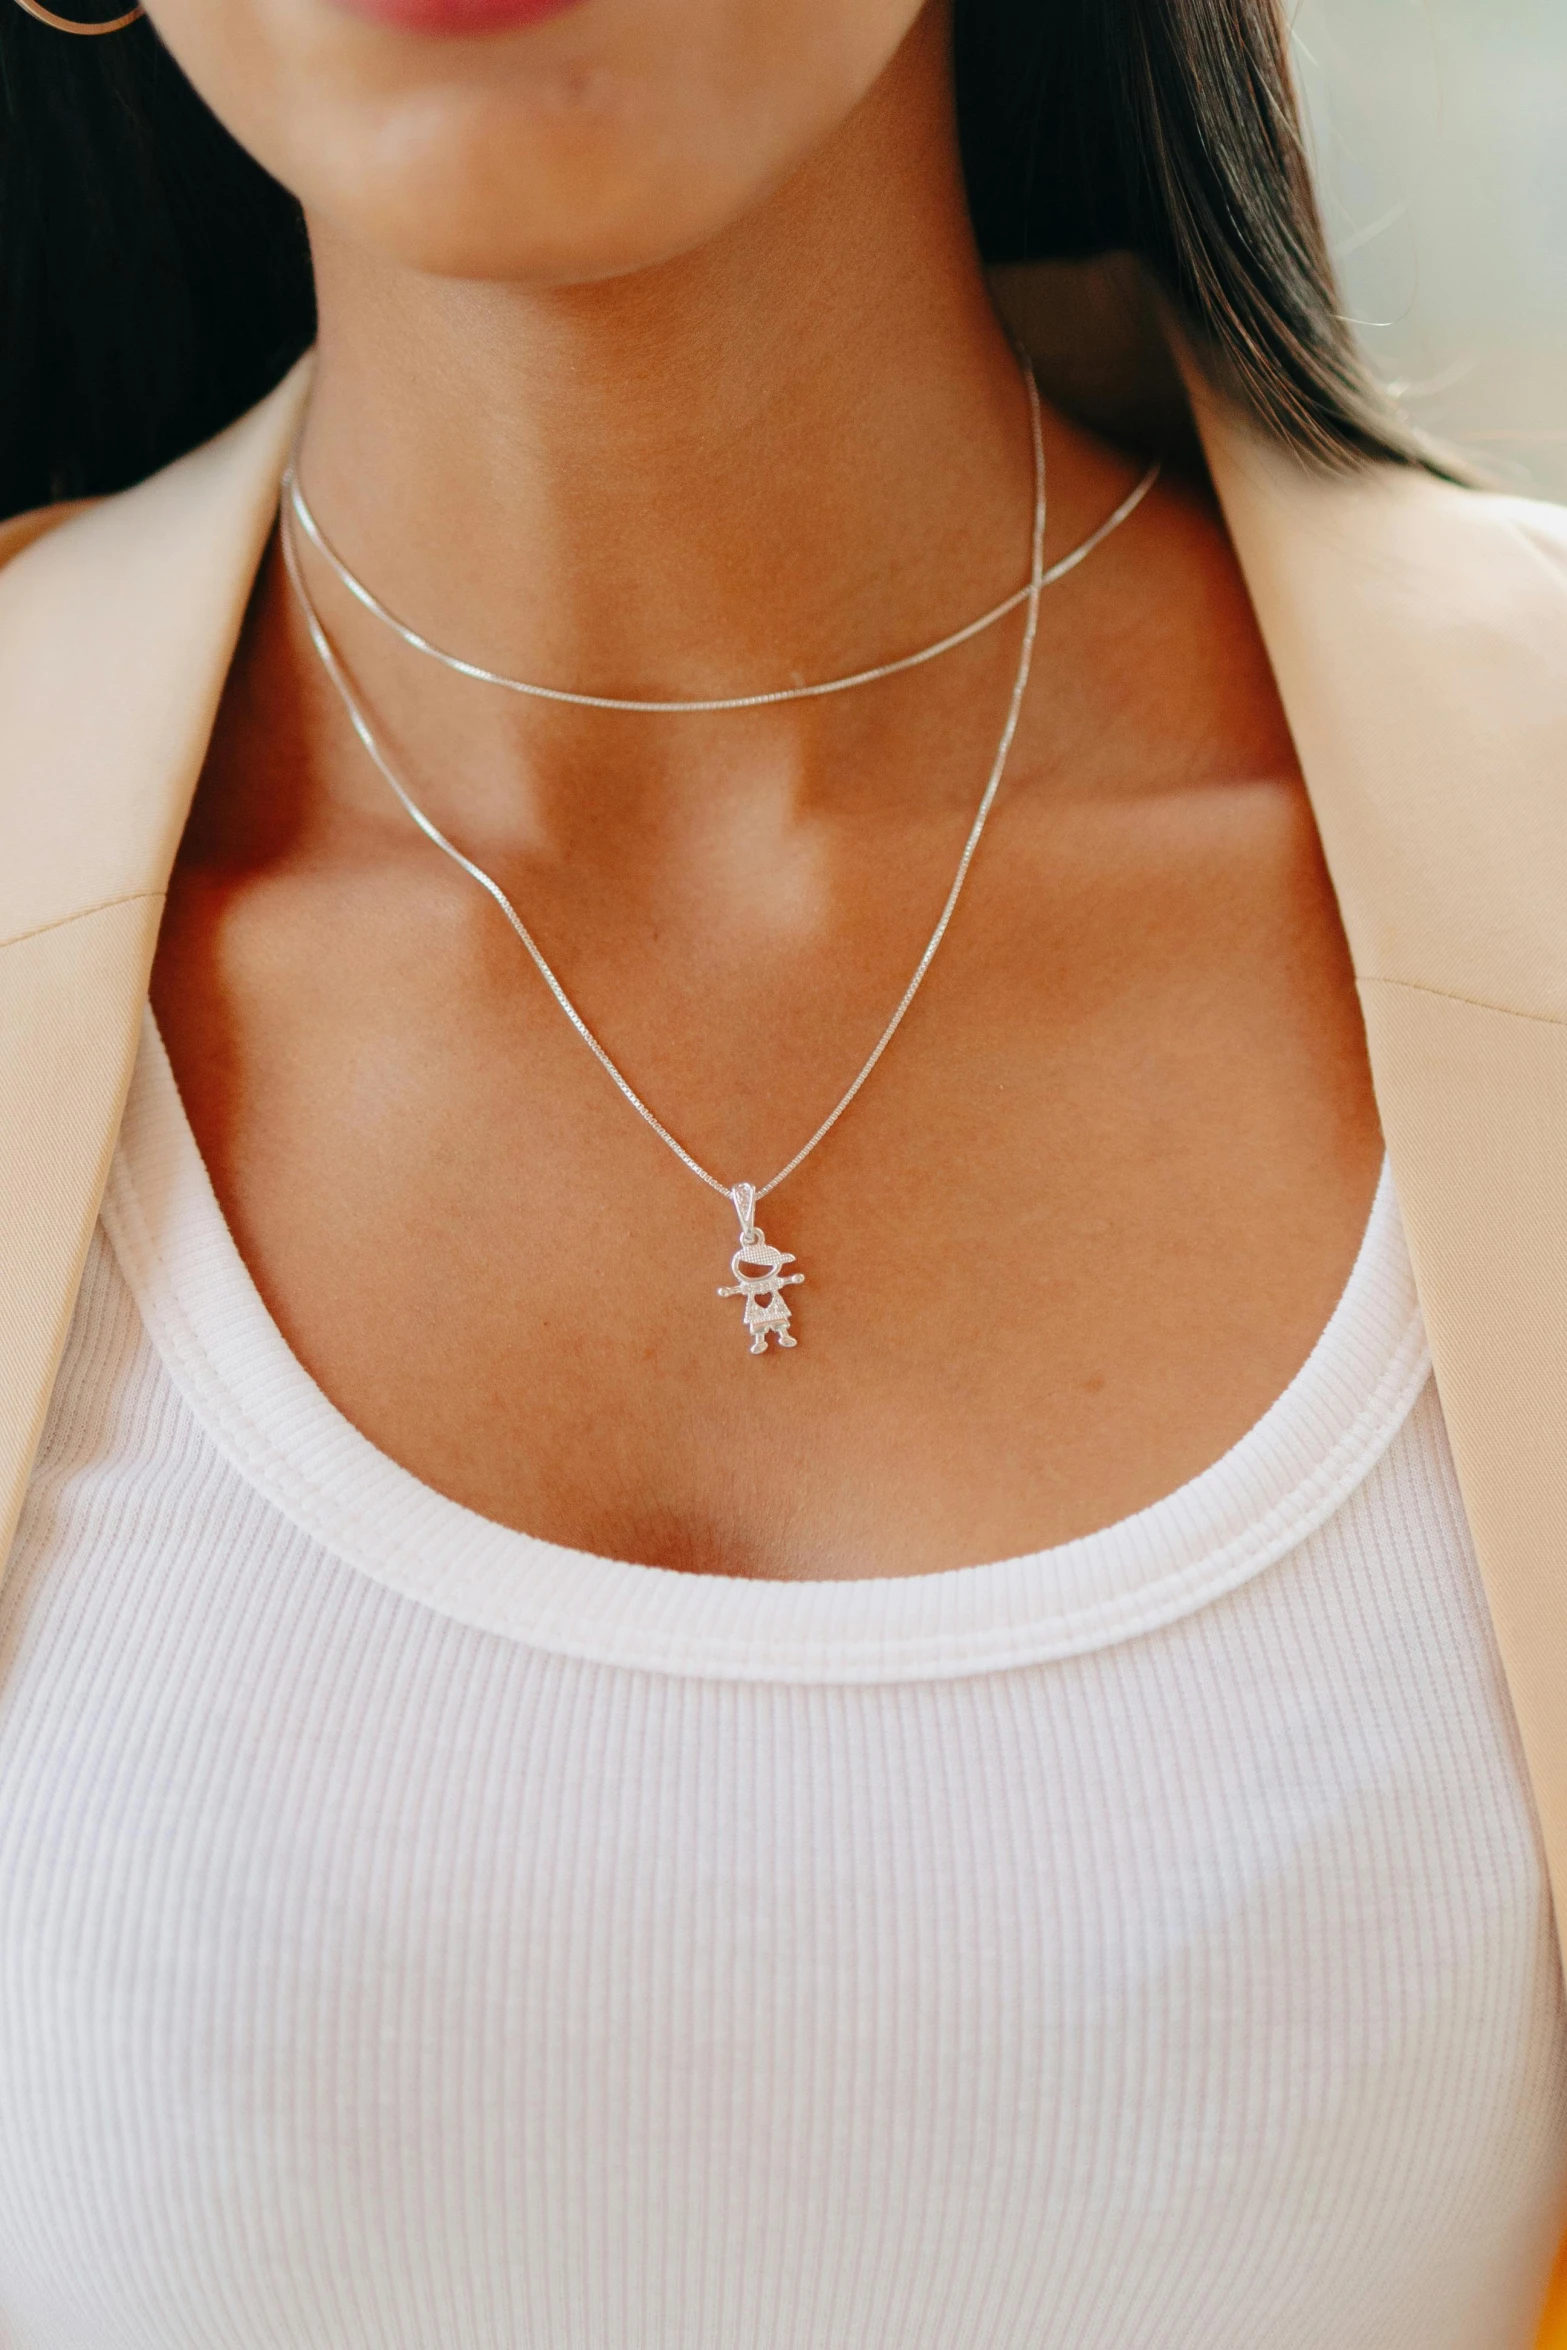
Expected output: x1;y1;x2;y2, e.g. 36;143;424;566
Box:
718;1183;803;1354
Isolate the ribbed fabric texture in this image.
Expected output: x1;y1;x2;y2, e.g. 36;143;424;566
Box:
0;1014;1563;2349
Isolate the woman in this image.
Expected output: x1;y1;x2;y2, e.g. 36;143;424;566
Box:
1;0;1565;2340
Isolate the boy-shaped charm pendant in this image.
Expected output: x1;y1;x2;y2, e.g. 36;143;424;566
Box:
717;1183;803;1354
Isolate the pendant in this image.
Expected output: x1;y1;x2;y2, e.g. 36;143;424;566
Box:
717;1182;803;1354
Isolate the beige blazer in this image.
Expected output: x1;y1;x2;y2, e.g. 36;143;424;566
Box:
3;283;1567;2338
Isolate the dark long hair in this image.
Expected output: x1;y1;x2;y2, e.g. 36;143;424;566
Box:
0;0;1423;520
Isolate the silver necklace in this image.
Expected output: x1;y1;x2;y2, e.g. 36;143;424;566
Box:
280;370;1144;1355
285;424;1159;717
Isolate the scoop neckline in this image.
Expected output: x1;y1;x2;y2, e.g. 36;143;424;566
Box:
99;1009;1430;1684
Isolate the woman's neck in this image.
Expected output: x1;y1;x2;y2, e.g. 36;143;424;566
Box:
296;5;1038;706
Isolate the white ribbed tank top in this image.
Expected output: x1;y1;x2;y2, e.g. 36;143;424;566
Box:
0;1012;1564;2349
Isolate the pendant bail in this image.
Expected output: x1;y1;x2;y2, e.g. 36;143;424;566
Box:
730;1182;760;1243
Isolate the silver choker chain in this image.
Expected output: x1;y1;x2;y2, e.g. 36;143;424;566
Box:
285;423;1158;717
280;368;1156;1355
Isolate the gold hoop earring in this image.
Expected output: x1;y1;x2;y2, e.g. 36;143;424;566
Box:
11;0;144;30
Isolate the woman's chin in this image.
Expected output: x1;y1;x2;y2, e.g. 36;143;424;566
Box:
308;127;763;291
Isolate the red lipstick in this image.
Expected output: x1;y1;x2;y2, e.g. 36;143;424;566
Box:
331;0;585;32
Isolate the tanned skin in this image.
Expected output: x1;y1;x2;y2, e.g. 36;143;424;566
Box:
147;0;1382;1581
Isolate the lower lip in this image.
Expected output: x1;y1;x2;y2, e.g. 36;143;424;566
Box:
332;0;584;31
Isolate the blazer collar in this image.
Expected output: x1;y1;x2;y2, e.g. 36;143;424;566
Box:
0;361;309;952
1193;375;1567;1016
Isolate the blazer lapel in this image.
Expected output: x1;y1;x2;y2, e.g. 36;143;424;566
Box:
0;360;310;1567
1198;387;1567;1991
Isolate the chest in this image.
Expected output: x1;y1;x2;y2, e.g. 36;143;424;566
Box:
151;769;1382;1579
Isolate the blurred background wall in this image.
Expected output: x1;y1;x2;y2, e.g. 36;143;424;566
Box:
1296;0;1567;501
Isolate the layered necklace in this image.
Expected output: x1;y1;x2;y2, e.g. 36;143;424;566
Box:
279;373;1158;1356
